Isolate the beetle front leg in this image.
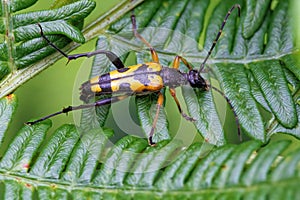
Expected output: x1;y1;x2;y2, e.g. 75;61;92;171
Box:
169;88;195;122
172;55;193;70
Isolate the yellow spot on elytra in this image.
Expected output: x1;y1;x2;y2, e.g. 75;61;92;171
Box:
91;85;102;93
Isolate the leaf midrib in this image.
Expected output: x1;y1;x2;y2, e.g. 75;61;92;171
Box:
105;34;298;66
0;170;298;194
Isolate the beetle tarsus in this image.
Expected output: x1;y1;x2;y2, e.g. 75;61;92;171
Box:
148;136;156;146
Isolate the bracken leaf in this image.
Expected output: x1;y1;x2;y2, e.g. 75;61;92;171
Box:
0;0;299;198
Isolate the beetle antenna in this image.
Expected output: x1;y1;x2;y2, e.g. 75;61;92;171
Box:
199;4;240;73
207;84;242;140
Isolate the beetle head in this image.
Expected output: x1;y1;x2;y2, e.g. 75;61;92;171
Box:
188;70;208;90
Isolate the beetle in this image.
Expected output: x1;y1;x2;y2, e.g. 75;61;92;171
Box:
27;4;241;146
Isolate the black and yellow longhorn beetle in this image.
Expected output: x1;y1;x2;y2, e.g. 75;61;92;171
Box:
27;4;241;146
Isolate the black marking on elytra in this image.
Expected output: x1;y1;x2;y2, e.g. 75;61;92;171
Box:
98;73;111;83
119;82;131;91
117;68;130;73
98;73;112;93
99;82;112;93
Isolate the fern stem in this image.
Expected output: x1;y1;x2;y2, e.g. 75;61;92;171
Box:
2;0;16;72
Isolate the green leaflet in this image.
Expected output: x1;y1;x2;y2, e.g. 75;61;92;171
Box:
243;0;271;38
62;128;113;183
11;0;37;12
281;53;300;81
264;0;293;55
212;141;262;187
0;95;17;145
0;0;95;78
186;145;235;190
155;142;213;190
108;0;162;33
124;140;182;187
248;71;272;112
12;1;96;40
284;67;300;93
241;140;290;186
271;146;300;181
270;105;300;138
14;21;84;43
51;0;82;9
0;120;51;173
250;60;297;128
2;180;34;199
93;135;149;185
213;63;265;142
29;124;80;178
245;10;270;56
36;186;69;199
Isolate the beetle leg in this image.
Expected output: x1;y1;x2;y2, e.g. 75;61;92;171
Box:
37;23;125;69
169;88;195;122
26;95;128;125
130;12;159;63
172;55;193;70
170;56;195;121
148;92;164;146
